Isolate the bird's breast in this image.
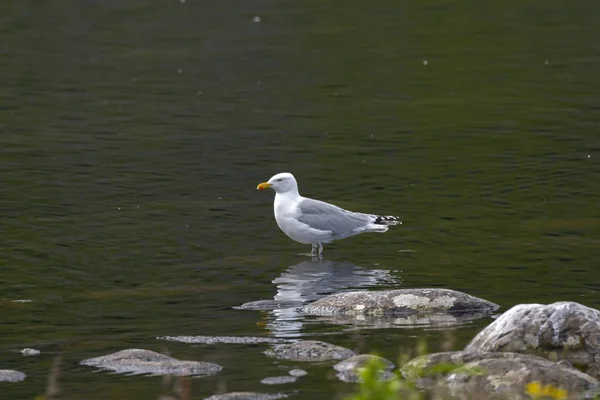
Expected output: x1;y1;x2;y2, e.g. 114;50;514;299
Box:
273;201;298;221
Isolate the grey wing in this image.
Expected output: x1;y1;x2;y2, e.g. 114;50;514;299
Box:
296;198;373;239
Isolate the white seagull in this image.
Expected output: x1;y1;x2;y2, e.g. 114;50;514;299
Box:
257;172;400;255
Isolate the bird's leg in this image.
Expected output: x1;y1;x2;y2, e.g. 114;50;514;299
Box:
317;242;323;254
311;244;317;256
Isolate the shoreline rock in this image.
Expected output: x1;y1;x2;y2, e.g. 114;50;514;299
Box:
466;301;600;378
400;351;599;400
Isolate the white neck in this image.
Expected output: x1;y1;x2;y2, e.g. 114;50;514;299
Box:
276;188;300;199
274;188;301;209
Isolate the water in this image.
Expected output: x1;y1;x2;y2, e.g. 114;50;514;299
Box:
1;0;600;398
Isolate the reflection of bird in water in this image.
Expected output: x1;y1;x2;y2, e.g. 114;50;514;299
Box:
265;259;400;338
256;172;400;255
273;259;397;303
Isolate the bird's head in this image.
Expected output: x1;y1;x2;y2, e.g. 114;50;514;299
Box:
257;172;298;194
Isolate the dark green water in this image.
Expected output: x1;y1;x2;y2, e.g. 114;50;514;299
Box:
1;0;599;398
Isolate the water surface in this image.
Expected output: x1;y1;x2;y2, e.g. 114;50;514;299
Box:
1;0;600;398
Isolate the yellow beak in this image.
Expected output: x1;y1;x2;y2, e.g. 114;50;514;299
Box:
257;182;272;190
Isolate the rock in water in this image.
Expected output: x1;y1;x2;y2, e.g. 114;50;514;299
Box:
80;348;222;376
0;370;26;382
334;354;394;372
334;354;396;383
158;335;286;345
466;301;600;378
301;288;499;316
401;351;598;400
288;369;307;378
260;376;297;385
21;348;40;356
236;300;303;311
265;340;355;362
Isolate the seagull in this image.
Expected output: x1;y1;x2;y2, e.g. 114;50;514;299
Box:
256;172;400;255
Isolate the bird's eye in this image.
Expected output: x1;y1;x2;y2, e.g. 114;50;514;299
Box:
276;178;283;182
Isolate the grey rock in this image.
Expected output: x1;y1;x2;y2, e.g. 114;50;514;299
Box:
400;351;598;400
80;348;222;377
203;392;289;400
158;335;287;345
236;300;303;311
334;354;394;372
0;370;26;382
337;369;397;383
466;302;600;378
265;340;355;362
334;354;395;383
288;369;307;378
261;376;298;385
21;348;40;356
301;289;499;317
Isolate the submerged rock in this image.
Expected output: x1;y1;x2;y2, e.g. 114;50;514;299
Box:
236;300;303;311
288;369;307;378
401;351;598;400
334;354;394;372
21;348;40;356
265;340;355;362
0;370;26;382
337;369;396;384
301;289;499;317
261;376;297;385
466;302;600;378
80;348;222;377
334;354;395;383
203;392;289;400
158;335;287;345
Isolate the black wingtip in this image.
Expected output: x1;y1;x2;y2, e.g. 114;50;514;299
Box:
374;215;400;225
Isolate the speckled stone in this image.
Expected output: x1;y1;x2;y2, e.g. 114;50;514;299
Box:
0;370;26;382
265;340;355;362
288;369;307;378
466;302;600;378
301;289;498;316
401;351;598;400
80;348;222;377
260;376;297;385
158;335;286;345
